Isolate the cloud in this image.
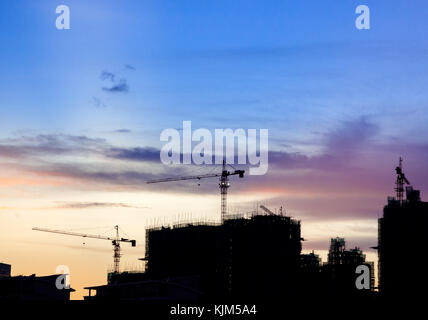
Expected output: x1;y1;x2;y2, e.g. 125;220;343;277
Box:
2;118;428;224
0;134;107;159
125;64;136;71
100;70;129;94
90;96;106;108
102;80;129;93
0;134;179;188
54;201;149;209
114;129;132;133
0;144;26;158
302;237;377;253
324;117;378;158
33;164;162;187
267;117;380;171
100;71;116;82
107;147;160;162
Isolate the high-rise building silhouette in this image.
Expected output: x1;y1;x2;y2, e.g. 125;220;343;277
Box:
85;214;303;300
378;185;428;296
145;214;302;299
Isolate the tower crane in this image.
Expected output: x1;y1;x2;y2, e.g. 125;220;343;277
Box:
32;225;136;273
395;157;410;202
147;160;244;223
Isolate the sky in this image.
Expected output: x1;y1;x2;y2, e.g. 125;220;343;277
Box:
1;0;428;299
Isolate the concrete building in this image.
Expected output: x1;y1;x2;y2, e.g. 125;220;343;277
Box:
378;186;428;296
86;214;302;300
0;273;74;301
0;263;11;279
145;214;302;299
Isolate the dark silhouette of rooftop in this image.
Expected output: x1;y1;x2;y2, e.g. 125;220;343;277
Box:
0;271;74;301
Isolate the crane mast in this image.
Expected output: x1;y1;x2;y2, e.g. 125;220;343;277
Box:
32;225;136;273
113;226;121;275
220;163;229;223
395;157;410;203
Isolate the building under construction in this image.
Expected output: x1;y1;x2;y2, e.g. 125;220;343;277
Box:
85;211;379;300
297;239;374;297
144;213;302;300
84;212;302;300
323;237;374;295
378;159;428;297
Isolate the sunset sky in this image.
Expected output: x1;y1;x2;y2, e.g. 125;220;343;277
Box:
1;0;428;299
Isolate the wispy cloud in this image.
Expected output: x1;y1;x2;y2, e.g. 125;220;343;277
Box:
54;201;149;209
267;116;380;171
100;70;129;94
0;134;107;159
107;147;160;162
90;96;107;108
125;64;136;71
114;129;132;133
102;80;129;93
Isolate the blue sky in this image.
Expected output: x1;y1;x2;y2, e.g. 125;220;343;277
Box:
1;0;428;298
1;0;427;147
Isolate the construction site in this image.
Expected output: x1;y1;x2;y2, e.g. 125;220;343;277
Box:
1;158;426;301
83;158;428;300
